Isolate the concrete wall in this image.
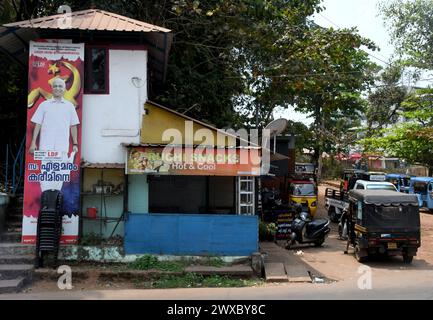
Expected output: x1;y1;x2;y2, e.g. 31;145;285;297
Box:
124;213;258;256
82;49;147;164
128;174;149;213
141;102;236;146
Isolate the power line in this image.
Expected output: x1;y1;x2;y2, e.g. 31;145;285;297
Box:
226;70;372;79
316;13;391;66
317;12;340;29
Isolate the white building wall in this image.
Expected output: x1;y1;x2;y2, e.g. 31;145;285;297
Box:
82;49;147;163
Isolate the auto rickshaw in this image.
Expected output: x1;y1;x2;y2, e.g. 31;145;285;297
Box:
340;169;365;192
408;177;433;212
344;189;421;263
359;171;386;181
385;173;412;193
288;178;318;217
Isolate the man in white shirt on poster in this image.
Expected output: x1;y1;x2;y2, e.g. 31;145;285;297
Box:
29;78;80;191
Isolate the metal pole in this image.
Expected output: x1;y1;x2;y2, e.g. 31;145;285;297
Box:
5;144;8;193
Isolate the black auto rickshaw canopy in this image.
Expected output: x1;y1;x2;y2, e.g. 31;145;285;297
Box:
348;190;420;233
348;189;418;206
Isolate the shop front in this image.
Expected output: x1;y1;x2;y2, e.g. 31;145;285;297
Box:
124;145;261;256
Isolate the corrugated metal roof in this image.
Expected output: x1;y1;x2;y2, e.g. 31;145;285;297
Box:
0;9;172;81
122;143;261;149
3;9;171;33
81;162;125;169
122;143;286;161
0;27;38;67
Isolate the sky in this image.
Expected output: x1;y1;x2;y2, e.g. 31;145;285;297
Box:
273;0;394;126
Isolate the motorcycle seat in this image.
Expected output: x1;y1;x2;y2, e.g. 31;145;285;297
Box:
306;219;328;233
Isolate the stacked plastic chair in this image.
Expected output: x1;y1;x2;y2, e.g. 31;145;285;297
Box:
35;190;63;268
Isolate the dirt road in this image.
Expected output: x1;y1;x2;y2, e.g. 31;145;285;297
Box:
296;185;433;285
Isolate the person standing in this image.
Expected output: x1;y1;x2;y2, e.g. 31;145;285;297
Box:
29;78;80;191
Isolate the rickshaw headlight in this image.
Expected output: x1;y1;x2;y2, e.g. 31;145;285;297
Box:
311;201;317;207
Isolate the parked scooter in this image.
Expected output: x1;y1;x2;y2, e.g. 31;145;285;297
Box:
285;208;330;249
262;188;292;223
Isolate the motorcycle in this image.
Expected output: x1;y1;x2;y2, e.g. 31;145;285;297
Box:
262;188;292;223
285;210;330;249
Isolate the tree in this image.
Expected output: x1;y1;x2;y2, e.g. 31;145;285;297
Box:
284;120;314;154
0;1;28;172
380;0;433;70
1;0;378;162
365;64;408;132
7;0;325;128
3;0;41;21
361;88;433;175
372;0;433;174
284;25;378;178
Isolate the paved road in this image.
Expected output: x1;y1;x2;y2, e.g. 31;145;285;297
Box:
2;184;433;300
1;278;433;299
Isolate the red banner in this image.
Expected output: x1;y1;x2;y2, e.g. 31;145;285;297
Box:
22;40;84;244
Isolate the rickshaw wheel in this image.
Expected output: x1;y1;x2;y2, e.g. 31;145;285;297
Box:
328;207;337;223
402;253;413;264
354;245;367;263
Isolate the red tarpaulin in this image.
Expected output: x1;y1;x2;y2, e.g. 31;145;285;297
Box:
349;153;362;160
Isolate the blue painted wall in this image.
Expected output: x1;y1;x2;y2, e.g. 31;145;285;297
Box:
125;214;258;256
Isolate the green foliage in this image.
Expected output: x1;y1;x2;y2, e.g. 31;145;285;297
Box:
366;64;408;131
199;257;226;267
321;156;345;179
259;220;277;241
365;0;433;174
380;0;433;70
141;273;262;289
128;255;186;272
289;26;378;165
128;255;228;271
9;0;374;129
361;88;433;173
1;0;378;166
129;254;159;270
285;120;314;153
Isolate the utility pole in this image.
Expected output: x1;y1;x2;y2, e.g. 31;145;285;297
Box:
317;111;325;182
